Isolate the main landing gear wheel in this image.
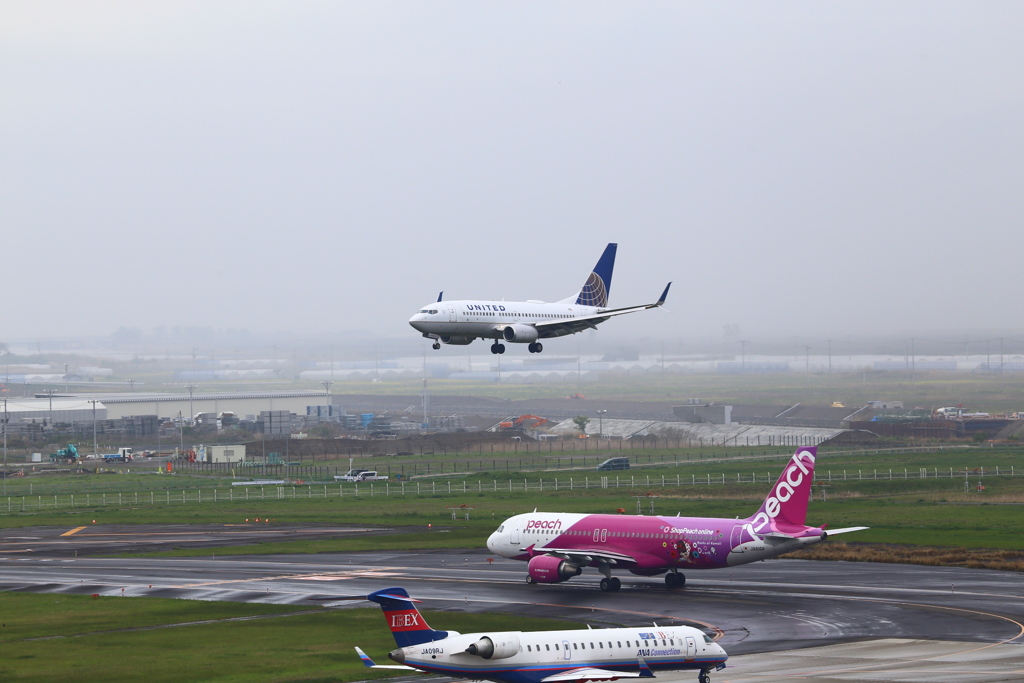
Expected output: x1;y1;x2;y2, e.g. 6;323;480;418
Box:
599;577;621;592
698;669;711;683
528;342;544;353
490;343;506;354
526;575;535;585
432;342;441;350
665;572;685;589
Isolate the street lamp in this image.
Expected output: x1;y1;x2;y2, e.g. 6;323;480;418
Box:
90;399;98;457
597;410;607;438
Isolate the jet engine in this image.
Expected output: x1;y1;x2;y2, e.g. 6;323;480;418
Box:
464;634;521;659
527;554;581;584
502;324;539;344
440;335;474;345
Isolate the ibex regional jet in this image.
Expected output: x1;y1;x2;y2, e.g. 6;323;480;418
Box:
356;587;728;683
487;447;867;591
409;243;670;354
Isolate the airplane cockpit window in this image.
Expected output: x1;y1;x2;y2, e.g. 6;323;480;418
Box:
497;525;504;533
419;309;429;313
428;309;438;314
703;635;714;644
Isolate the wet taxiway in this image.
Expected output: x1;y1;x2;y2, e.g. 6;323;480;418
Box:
1;525;1023;681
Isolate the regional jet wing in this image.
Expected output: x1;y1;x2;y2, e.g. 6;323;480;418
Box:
541;667;646;682
540;547;637;566
355;647;418;671
535;283;671;338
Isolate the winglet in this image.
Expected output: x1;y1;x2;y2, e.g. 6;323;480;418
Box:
651;282;671;307
355;646;377;668
437;291;444;303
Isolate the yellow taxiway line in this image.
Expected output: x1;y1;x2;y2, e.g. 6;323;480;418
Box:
60;526;88;537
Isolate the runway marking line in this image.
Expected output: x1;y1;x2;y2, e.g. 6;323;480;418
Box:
60;527;87;537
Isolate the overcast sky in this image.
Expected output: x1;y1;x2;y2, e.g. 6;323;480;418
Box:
2;2;1022;345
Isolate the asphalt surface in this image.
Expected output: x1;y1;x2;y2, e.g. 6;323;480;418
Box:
2;524;1023;681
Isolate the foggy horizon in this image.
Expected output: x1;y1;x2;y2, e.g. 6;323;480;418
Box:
3;3;1023;343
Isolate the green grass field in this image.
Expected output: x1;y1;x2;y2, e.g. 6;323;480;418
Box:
0;593;581;683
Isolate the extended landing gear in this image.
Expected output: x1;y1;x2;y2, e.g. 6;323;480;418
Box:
698;669;711;683
490;343;506;354
527;342;544;353
526;575;535;585
665;571;686;589
432;342;441;350
599;577;621;592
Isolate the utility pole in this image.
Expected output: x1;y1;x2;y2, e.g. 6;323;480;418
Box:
2;398;7;496
740;340;747;370
45;388;56;427
910;337;915;374
597;409;607;438
185;384;197;426
90;399;98;456
64;363;69;393
803;345;811;373
178;410;184;455
827;339;832;376
127;378;135;392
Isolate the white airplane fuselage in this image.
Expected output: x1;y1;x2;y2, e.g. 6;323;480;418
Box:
409;300;605;342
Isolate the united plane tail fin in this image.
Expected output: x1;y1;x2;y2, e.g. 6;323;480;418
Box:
747;447;817;532
574;243;617;308
367;587;450;648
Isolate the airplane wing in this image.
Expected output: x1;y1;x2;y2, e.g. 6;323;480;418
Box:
539;547;637;566
825;526;869;535
541;668;646;682
355;646;418;671
535;283;671;339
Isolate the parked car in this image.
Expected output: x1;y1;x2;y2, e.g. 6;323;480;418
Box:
597;457;630;471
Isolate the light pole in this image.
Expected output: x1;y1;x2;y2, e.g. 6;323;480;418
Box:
3;398;7;496
597;409;607;438
185;384;197;426
64;363;68;393
178;410;184;455
127;378;135;392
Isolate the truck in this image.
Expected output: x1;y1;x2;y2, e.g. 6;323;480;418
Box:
334;469;388;482
102;447;135;463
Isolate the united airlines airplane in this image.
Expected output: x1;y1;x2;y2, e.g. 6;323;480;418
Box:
408;243;670;354
356;586;728;683
487;447;867;591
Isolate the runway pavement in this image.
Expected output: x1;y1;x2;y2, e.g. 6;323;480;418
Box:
1;524;1023;682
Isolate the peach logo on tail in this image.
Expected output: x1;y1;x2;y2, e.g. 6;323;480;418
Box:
747;450;815;533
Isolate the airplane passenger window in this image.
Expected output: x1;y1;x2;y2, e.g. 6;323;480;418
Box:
662;640;667;646
617;642;621;648
573;643;577;650
527;646;531;652
644;640;649;647
599;643;603;649
554;644;559;651
545;644;550;651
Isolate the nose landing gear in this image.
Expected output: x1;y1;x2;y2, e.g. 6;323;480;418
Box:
698;669;711;683
432;342;441;350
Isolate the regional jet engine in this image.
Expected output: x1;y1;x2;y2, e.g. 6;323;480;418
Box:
526;554;581;584
502;324;539;344
464;634;521;659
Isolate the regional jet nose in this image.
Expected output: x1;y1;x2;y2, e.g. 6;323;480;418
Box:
388;648;405;664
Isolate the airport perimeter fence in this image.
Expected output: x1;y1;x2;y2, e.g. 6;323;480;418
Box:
173;443;985;480
1;463;1018;513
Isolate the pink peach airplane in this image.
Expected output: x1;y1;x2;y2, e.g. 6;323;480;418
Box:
486;447;867;591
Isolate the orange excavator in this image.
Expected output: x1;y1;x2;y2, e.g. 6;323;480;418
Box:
498;415;550;430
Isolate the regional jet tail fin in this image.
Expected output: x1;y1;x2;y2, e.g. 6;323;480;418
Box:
355;646;418;671
572;243;617;308
367;587;451;648
748;447;817;530
541;667;646;683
